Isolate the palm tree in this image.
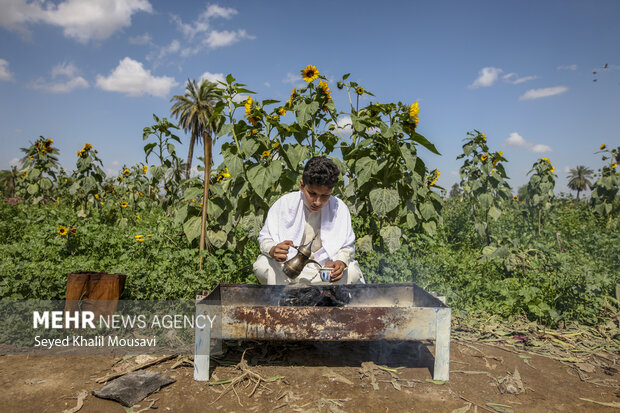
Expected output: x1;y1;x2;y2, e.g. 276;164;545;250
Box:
0;166;19;197
567;165;594;200
170;79;223;264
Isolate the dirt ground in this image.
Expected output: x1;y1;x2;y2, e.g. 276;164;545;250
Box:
1;339;619;413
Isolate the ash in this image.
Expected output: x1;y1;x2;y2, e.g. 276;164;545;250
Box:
278;285;352;307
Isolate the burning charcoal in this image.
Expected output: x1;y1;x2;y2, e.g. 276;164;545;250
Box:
279;285;351;307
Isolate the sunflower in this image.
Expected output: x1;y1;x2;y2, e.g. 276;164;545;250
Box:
57;226;68;236
134;235;144;243
29;156;34;161
318;80;332;99
244;96;253;116
277;107;286;116
221;168;231;178
46;138;53;146
261;150;271;159
94;194;100;200
492;158;499;167
480;133;487;140
301;65;319;82
612;163;617;168
513;196;519;201
600;144;606;150
121;202;128;208
409;102;419;124
272;141;280;149
356;87;364;95
248;117;258;126
498;151;503;157
541;157;550;163
77;150;84;157
490;169;496;175
252;129;258;135
550;166;555;173
83;143;93;151
428;170;441;187
481;154;488;162
122;168;130;175
143;165;148;174
136;215;141;220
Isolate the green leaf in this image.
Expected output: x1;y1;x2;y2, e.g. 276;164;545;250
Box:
355;157;375;187
369;188;399;217
241;136;260;158
419;201;436;220
380;225;402;253
39;177;52;190
411;133;440;155
240;213;264;238
207;230;227;248
225;74;235;84
488;206;501;220
422;220;436;236
247;162;282;198
475;222;487;238
485;403;514;413
400;143;417;173
356;235;373;253
27;168;41;180
224;154;244;177
27;183;39;195
183;216;202;244
285;144;309;170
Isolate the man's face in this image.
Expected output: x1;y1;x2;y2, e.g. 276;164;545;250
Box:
300;180;332;212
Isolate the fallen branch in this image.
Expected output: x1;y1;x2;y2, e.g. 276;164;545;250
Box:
96;355;176;383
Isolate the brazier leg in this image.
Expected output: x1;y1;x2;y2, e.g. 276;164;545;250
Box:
433;308;451;381
194;299;210;381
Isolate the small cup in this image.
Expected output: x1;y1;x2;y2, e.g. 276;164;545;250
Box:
319;267;333;282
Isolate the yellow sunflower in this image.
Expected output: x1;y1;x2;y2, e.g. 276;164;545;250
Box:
221;168;231;178
121;202;128;208
244;96;253;116
492;158;499;167
94;194;100;200
301;65;319;82
612;163;617;168
290;88;297;101
356;87;364;95
541;157;550;163
318;80;332;99
480;133;487;140
46;138;53;146
77;150;84;157
600;144;606;150
272;141;280;149
513;196;519;201
277;107;286;116
134;235;144;243
261;150;271;159
481;154;489;162
122;168;130;175
409;102;420;124
550;166;555;173
498;151;503;157
83;143;93;151
143;165;148;174
57;226;68;236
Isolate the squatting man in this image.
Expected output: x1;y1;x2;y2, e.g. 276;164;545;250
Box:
253;157;364;285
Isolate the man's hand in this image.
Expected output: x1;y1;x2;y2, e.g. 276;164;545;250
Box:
269;240;294;262
325;260;347;282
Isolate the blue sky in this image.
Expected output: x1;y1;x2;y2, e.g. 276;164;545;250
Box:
1;0;619;194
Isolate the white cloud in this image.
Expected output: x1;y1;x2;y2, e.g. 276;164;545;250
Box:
563;166;570;173
505;132;553;153
506;132;528;147
282;72;304;88
9;157;20;167
332;116;352;136
30;62;89;93
95;57;178;98
203;29;253;49
531;144;552;153
129;33;152;45
111;160;120;167
0;59;14;81
557;64;577;70
264;82;271;87
200;71;226;85
469;67;503;89
503;73;537;84
519;86;568;101
147;39;181;62
172;4;238;40
0;0;153;43
450;170;458;176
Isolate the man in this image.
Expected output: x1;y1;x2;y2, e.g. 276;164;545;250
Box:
253;157;364;285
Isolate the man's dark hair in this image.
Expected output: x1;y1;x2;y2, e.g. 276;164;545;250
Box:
302;157;340;189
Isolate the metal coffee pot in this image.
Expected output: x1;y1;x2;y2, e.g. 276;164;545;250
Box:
282;234;319;279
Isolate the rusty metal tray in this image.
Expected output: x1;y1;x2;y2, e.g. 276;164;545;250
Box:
194;283;450;381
